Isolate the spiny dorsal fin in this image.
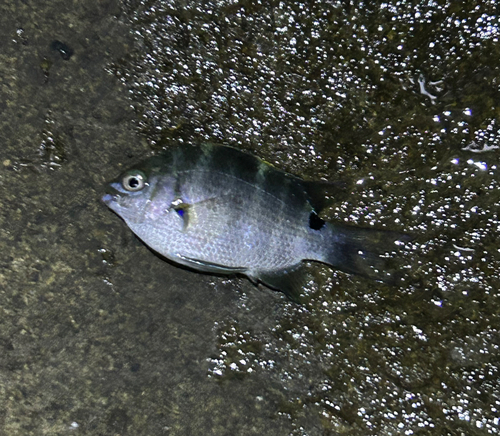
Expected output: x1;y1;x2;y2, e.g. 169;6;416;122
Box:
302;180;347;213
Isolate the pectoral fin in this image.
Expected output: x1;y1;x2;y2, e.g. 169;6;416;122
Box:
172;195;232;236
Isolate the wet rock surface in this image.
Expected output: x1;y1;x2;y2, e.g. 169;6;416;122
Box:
0;0;499;435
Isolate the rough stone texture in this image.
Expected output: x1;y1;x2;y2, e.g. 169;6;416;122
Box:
1;0;499;435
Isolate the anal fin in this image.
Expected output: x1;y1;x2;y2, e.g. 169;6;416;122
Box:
255;265;307;303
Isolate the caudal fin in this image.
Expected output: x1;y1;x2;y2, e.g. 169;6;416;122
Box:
324;224;412;283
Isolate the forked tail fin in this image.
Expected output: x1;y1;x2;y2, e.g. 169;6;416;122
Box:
323;224;412;283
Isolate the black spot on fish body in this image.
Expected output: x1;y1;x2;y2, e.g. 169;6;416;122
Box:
309;210;325;230
50;40;74;60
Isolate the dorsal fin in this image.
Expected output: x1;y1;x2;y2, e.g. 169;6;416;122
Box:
302;180;347;213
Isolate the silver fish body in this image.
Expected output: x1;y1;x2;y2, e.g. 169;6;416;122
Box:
103;144;409;301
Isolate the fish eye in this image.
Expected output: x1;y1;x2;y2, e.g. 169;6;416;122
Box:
121;170;147;192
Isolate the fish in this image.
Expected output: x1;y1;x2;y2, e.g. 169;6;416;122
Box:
102;144;411;302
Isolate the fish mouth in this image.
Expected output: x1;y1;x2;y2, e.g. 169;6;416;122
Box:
102;182;123;205
102;193;115;204
101;191;125;217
